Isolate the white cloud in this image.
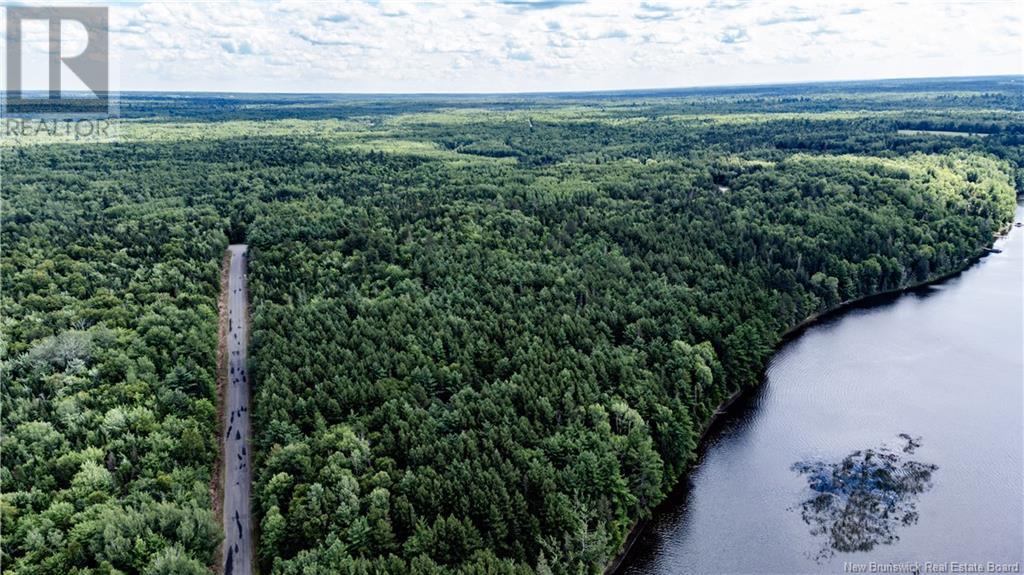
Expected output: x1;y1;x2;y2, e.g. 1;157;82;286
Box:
27;0;1017;92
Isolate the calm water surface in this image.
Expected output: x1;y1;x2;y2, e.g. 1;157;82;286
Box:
620;203;1024;574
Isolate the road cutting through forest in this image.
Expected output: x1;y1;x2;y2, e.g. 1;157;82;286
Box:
221;245;253;575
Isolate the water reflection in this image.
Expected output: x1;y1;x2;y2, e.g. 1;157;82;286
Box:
619;205;1022;574
791;435;937;561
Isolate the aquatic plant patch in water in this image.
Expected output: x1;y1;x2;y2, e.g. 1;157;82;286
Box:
791;435;938;560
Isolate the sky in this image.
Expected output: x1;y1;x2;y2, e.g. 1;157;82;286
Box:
5;0;1023;94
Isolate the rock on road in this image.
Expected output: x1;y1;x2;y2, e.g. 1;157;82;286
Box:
223;245;253;575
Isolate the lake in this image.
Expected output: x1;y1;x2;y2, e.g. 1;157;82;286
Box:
618;203;1024;574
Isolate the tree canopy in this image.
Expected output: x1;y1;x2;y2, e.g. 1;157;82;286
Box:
2;78;1019;574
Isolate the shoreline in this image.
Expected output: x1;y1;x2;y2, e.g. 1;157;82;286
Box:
602;225;1015;575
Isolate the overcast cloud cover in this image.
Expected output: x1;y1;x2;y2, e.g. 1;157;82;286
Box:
7;0;1023;93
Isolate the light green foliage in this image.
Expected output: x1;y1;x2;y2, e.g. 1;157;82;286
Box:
2;153;226;571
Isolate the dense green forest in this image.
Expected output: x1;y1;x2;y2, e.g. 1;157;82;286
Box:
2;77;1020;574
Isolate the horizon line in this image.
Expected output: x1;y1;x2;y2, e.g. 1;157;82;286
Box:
11;73;1021;99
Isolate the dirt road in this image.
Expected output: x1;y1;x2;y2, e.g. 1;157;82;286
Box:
222;245;253;575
